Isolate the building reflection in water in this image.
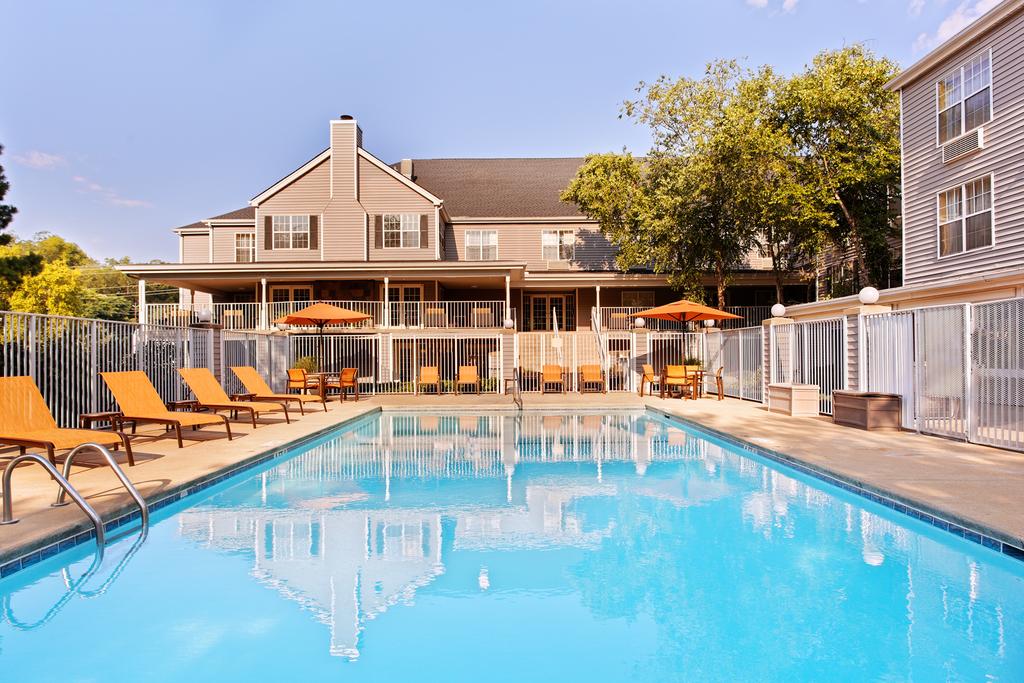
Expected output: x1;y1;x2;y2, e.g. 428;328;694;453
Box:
175;411;1009;663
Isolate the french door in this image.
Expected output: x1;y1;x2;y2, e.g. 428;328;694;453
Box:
387;285;424;327
527;294;573;331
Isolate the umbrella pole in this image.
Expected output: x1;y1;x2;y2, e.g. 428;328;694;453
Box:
318;323;325;372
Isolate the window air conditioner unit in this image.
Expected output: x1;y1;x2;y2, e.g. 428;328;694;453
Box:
943;127;984;163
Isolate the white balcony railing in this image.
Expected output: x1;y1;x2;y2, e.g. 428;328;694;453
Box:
146;300;514;331
593;305;773;332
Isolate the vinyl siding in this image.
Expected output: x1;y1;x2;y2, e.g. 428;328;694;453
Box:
360;156;436;261
446;222;615;271
180;234;209;263
212;227;255;264
255;158;330;262
901;8;1024;285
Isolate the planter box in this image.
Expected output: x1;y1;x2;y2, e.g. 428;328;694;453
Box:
833;391;902;431
767;383;819;417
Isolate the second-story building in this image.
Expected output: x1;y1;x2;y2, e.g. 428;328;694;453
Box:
123;116;810;332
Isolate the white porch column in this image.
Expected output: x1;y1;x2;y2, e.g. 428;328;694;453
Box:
137;279;147;325
595;285;601;312
504;275;511;322
260;278;268;330
383;276;391;328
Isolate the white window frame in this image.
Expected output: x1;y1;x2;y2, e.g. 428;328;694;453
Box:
935;173;995;259
383;213;420;249
234;233;255;263
935;49;993;147
541;229;575;262
269;285;314;303
272;215;310;250
464;229;498;261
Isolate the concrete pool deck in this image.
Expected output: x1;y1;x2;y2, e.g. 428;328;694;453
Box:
2;392;1023;575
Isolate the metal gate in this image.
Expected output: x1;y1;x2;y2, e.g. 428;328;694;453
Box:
705;327;763;402
970;298;1024;450
863;310;916;429
915;305;969;440
770;318;846;415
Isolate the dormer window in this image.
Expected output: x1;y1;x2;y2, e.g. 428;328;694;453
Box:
937;51;991;145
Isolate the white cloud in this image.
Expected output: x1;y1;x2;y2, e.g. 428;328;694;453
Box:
913;0;1001;52
782;0;799;12
746;0;769;7
908;0;926;17
72;175;153;209
11;150;66;170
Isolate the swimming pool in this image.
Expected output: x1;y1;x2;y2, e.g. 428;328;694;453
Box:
1;410;1022;681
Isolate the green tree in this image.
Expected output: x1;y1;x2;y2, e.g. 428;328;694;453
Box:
0;145;44;305
778;45;902;288
8;259;88;316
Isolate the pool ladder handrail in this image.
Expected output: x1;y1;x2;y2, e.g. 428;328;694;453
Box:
1;454;106;548
54;443;149;529
511;367;523;410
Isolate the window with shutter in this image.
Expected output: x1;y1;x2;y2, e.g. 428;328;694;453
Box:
382;213;420;248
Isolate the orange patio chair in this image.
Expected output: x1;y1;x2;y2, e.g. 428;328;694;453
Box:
455;365;481;394
659;365;693;400
541;365;565;394
578;364;606;393
712;366;725;400
417;366;440;394
230;366;326;414
639;363;657;396
179;368;289;427
287;368;319;395
0;376;134;467
100;371;232;447
326;368;360;402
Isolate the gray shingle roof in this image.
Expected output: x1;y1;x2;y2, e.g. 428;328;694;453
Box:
406;158;586;218
208;206;255;221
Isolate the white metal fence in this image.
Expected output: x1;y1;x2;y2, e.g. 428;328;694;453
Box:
706;327;764;402
379;334;504;394
864;298;1024;451
0;311;214;427
971;298;1024;451
770;318;846;415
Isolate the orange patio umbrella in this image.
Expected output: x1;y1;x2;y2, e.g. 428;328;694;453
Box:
629;299;742;324
274;302;372;370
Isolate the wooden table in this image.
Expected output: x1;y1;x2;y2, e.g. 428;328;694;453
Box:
166;399;201;412
230;392;256;402
306;372;333;399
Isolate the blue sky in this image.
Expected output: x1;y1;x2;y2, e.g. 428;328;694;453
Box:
0;0;1000;262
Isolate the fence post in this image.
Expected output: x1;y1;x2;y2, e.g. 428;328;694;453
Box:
964;303;974;442
89;320;98;413
27;315;37;381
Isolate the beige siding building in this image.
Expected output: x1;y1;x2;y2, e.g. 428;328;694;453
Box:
129;116;805;331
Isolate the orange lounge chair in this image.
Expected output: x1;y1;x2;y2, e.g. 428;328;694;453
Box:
231;366;326;414
541;365;565;394
639;363;657;396
659;365;693;399
179;368;289;427
455;366;481;394
578;364;606;393
326;368;360;402
417;366;440;394
0;376;134;467
100;371;232;447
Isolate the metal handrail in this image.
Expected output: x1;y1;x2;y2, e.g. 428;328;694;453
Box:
53;443;149;529
1;454;106;548
511;368;523;410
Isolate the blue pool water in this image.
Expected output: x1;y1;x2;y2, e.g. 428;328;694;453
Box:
1;411;1022;681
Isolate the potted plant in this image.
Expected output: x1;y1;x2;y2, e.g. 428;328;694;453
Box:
293;356;319;373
